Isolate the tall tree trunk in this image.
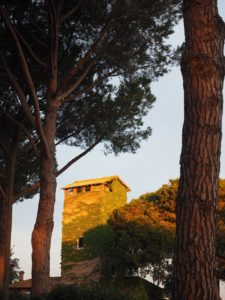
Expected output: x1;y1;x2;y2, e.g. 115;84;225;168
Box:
31;104;57;296
174;1;224;299
3;200;13;300
2;135;18;300
0;196;7;288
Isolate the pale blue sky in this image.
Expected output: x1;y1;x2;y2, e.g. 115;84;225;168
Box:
11;2;225;295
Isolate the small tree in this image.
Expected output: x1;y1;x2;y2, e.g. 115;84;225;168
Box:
0;102;39;299
9;251;20;284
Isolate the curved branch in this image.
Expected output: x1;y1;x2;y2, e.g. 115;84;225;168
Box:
64;72;112;103
0;140;9;157
14;181;40;202
60;1;82;23
58;59;96;101
56;138;101;177
3;112;40;158
0;52;35;126
58;0;120;94
15;29;47;69
14;139;101;201
0;185;6;199
0;8;50;158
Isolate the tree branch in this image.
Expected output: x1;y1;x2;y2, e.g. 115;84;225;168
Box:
60;1;82;23
14;181;40;202
58;0;120;94
3;111;40;158
56;139;101;177
0;185;6;199
58;59;96;101
15;29;47;69
22;25;48;50
0;52;35;126
0;140;9;157
48;0;59;94
0;173;6;180
14;139;101;200
64;72;113;103
55;132;75;146
0;8;51;159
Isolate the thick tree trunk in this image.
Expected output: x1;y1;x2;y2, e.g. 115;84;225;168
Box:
174;1;224;299
31;104;57;296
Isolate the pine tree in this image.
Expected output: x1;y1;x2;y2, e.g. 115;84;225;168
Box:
174;1;225;298
0;0;181;295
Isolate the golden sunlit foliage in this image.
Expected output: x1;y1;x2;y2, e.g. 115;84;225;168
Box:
106;179;225;282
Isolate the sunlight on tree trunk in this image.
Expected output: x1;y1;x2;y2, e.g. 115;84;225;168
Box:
31;106;57;296
174;0;225;299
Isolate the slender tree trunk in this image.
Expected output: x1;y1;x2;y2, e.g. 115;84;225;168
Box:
0;197;13;300
31;104;58;296
0;196;7;288
3;200;13;300
174;1;224;299
2;136;18;300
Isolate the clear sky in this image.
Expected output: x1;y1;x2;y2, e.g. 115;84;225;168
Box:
11;1;225;295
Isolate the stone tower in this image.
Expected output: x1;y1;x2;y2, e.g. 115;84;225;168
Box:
61;175;130;284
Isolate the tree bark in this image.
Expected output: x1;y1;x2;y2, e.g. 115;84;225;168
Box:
174;1;224;299
2;136;18;300
3;200;13;300
0;196;7;288
31;103;58;296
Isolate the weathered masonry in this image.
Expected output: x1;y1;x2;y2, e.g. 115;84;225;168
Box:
61;175;130;284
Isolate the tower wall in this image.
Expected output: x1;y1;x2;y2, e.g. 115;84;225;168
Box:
61;177;128;284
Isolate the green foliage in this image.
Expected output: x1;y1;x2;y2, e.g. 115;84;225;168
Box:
0;0;182;158
46;279;165;300
137;178;225;283
109;277;165;300
139;179;178;217
0;291;29;300
107;199;174;277
9;250;20;284
46;284;129;300
57;76;156;155
84;225;116;258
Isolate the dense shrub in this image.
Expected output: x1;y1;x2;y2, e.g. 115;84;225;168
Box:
47;284;130;300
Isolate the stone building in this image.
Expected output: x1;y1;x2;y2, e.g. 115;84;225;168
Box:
61;175;130;284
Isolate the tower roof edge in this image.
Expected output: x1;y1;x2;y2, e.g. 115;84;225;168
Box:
61;175;131;192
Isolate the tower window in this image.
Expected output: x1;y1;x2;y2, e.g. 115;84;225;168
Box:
85;185;91;192
77;236;84;249
111;265;116;277
77;187;82;193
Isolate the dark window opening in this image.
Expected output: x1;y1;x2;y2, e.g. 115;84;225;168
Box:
85;185;91;192
111;265;116;277
77;187;82;193
77;236;84;249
